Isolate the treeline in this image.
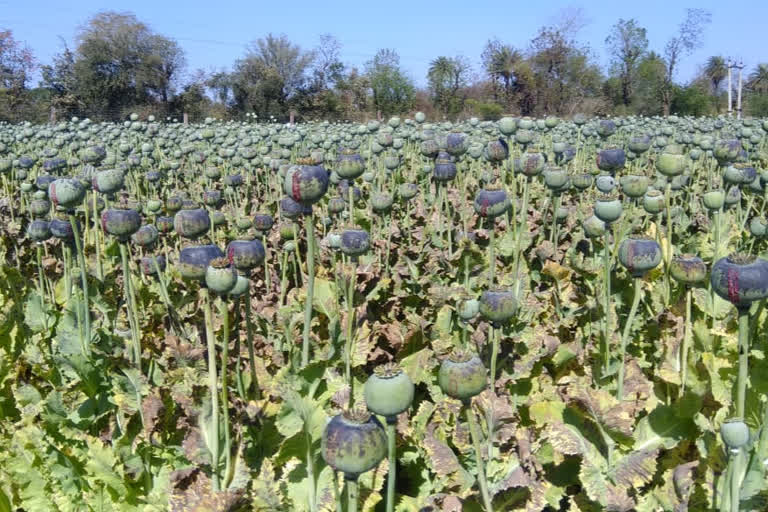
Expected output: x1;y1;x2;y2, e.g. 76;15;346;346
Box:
2;9;768;123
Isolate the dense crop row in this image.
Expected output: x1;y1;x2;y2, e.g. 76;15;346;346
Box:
1;113;768;511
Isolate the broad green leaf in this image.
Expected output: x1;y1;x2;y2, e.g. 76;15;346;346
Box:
633;405;696;452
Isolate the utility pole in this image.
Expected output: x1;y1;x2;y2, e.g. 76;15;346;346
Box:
736;60;744;120
727;58;733;117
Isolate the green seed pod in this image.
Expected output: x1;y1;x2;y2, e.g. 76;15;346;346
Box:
205;256;238;295
750;217;768;238
398;183;419;201
328;197;346;214
102;209;142;241
583;215;606;238
702;190;725;211
479;288;518;327
643;190;664;215
178;245;224;281
543;168;569;193
438;350;487;401
457;297;480;322
29;198;51;218
284;164;329;205
49;179;85;210
228;275;250;298
724;186;741;207
322;408;387;478
174;208;211;240
371;192;394;214
92;169;124;195
618;236;662;277
720;417;750;451
364;363;415;418
619;175;649;198
594;195;622;224
571;173;593;190
655;151;686;177
670;254;707;285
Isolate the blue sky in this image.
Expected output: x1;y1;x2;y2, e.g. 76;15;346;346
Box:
2;0;766;87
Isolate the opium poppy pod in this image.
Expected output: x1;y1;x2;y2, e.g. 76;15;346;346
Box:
596;120;616;138
102;209;142;242
721;418;750;451
433;152;457;182
27;219;51;243
596;148;626;173
140;255;166;275
711;253;768;310
322;409;387;478
583;215;606;238
29;198;51;218
132;224;158;247
714;139;742;165
280;196;304;219
445;132;467;156
174;208;210;240
485;138;509;163
92;169;124;195
572;173;593;190
328;197;346;214
670;254;707;285
457;297;480;322
156;216;174;233
656;150;686;177
35;175;56;191
595;175;616;193
253;213;274;233
594;195;622;224
340;229;370;257
202;189;222;207
619;175;649;198
178;244;223;282
750;217;768;238
228;275;250;298
628;134;651;154
518;150;545;178
205;257;238;295
643;190;664;215
618;237;662;277
543;168;569;193
479;288;518;327
50;215;77;241
284;164;329;205
366;184;394;209
474;188;509;219
49;179;85;210
165;195;184;213
398;183;419;201
420;139;440;158
364;363;415;418
438;350;487;401
227;239;265;272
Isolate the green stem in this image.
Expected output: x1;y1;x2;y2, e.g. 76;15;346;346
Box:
385;419;396;512
302;212;316;367
664;183;673;305
466;402;494;512
512;178;530;299
617;278;642;400
736;309;750;418
346;477;358;512
70;214;91;356
488;218;495;286
244;284;260;398
345;263;357;408
306;430;316;512
218;298;232;487
603;229;612;374
681;287;692;396
201;288;220;491
120;244;141;367
36;245;47;332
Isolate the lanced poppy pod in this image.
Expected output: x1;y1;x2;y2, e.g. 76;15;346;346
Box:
178;245;224;282
227;239;265;272
102;209;142;241
711;253;768;310
340;229;370;257
618;236;662;277
284;164;329;205
596;147;626;173
174;208;210;240
322;409;387;478
670;254;707;285
438;350;487;401
474;187;509;219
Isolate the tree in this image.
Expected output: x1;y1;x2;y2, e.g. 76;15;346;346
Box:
41;11;186;119
747;64;768;94
661;8;711;115
0;29;35;121
528;24;603;115
605;19;648;106
246;34;313;100
634;52;667;115
427;56;471;118
366;49;415;117
702;56;727;112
